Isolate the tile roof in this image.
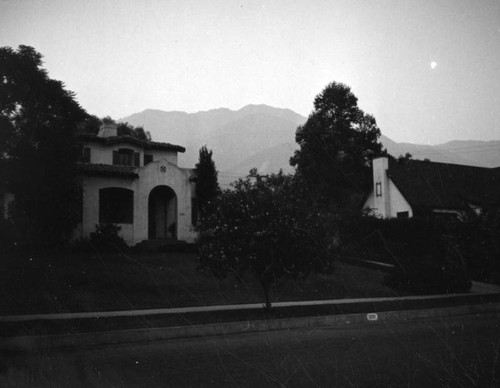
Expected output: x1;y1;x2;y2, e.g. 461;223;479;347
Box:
77;163;138;178
387;159;500;211
77;134;185;153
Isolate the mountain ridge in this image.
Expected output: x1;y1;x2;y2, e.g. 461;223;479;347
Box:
120;105;500;187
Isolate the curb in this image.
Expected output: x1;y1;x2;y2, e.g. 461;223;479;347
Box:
2;301;499;351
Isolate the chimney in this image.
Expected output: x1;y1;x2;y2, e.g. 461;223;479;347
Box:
97;123;118;138
372;156;391;218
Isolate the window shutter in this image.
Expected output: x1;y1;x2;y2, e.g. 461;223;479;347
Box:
134;152;140;167
113;150;118;165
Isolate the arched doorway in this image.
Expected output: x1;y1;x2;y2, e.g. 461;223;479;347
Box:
148;186;177;240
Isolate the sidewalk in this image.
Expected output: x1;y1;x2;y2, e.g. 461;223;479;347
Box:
1;287;500;351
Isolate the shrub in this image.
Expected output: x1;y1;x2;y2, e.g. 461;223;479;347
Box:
451;207;500;284
345;216;471;294
384;252;471;295
89;223;128;252
0;218;18;253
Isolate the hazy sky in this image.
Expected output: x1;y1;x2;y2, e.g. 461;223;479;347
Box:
1;0;499;144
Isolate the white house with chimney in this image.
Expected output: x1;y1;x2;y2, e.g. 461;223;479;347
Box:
363;157;413;218
74;123;198;245
364;156;500;219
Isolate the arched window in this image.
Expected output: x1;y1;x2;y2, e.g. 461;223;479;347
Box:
99;188;134;224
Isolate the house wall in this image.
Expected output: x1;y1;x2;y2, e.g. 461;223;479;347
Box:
388;179;413;217
370;157;390;217
134;159;196;243
79;157;197;245
82;141;178;167
79;175;138;243
364;157;413;218
146;149;178;166
82;142;143;165
363;191;375;215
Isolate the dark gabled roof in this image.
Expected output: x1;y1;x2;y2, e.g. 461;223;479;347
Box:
77;134;185;153
387;159;500;211
77;163;138;178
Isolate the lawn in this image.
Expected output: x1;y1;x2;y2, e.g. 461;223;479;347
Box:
0;251;398;315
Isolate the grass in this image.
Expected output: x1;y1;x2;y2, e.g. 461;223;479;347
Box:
0;251;398;315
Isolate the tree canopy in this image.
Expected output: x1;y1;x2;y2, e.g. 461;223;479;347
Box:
290;82;385;202
198;170;337;309
0;45;87;250
77;115;151;141
195;146;219;216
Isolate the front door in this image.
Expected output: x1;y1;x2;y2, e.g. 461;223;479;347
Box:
148;186;177;240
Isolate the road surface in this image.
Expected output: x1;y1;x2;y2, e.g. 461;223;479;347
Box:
1;312;499;387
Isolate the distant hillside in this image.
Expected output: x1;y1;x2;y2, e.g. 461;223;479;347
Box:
230;141;297;175
120;104;306;172
121;105;500;187
381;136;500;168
438;140;500;168
380;136;479;166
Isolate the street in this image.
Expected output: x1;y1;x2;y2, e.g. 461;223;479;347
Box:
1;312;499;387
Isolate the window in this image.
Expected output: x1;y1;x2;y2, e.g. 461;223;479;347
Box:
113;148;140;166
144;154;153;165
81;147;91;163
396;211;409;219
99;188;134;224
375;182;382;197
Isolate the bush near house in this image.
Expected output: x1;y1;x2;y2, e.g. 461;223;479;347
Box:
0;218;17;253
88;223;129;252
343;217;472;295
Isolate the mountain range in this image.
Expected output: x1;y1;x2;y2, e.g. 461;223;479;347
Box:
120;105;500;188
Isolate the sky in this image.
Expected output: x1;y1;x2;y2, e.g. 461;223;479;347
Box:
1;0;499;145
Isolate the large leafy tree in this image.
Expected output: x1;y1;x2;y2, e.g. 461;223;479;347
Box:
290;82;384;203
195;146;219;216
198;170;337;309
0;45;87;250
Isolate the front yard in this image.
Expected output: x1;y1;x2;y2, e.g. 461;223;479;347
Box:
0;251;398;315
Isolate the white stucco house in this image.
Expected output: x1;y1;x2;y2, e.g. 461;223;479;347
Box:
364;156;500;219
74;123;198;245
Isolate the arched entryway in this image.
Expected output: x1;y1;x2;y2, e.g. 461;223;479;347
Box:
148;186;177;240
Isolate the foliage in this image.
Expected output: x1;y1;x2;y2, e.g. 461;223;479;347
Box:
344;216;471;294
195;146;220;216
290;81;385;202
384;252;471;295
117;122;151;141
89;223;129;252
0;45;87;251
0;218;17;253
198;170;338;309
76;114;102;135
396;152;413;162
77;115;151;141
450;206;500;284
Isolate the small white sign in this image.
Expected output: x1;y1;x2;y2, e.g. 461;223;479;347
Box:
367;313;378;321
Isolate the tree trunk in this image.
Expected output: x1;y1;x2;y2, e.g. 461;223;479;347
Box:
262;281;272;311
